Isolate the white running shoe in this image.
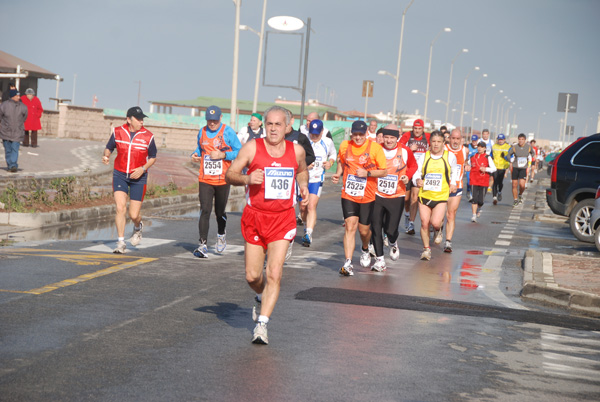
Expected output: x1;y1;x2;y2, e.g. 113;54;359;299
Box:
434;228;443;245
471;214;477;223
371;258;386;272
129;222;143;246
193;243;208;258
360;250;371;268
252;322;268;345
113;240;126;254
339;260;354;276
420;248;432;261
285;241;293;261
368;243;376;257
389;243;400;261
216;233;226;253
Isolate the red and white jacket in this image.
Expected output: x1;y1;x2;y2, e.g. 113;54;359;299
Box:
110;124;156;174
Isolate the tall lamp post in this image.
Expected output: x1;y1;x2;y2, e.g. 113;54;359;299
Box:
266;15;312;126
230;0;241;130
488;89;503;132
378;70;397;119
445;48;468;124
536;111;546;138
387;0;414;125
470;73;487;134
496;97;509;134
239;0;268;114
460;66;479;133
480;83;495;132
424;27;451;124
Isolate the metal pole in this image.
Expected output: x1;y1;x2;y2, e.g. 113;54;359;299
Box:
392;0;414;125
562;94;570;146
480;84;494;132
536;112;544;138
230;0;241;130
424;27;449;125
299;17;311;127
471;74;485;134
460;67;478;133
72;74;77;105
445;49;467;124
364;81;371;120
15;65;21;90
55;76;61;110
252;0;267;113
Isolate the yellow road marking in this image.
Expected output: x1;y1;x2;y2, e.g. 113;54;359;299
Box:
0;248;157;295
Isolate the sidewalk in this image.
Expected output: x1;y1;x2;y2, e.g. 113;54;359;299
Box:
523;250;600;318
0;136;207;229
1;137;599;317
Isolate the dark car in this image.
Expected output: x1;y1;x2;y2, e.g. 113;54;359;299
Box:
546;133;600;242
592;186;600;252
545;152;560;175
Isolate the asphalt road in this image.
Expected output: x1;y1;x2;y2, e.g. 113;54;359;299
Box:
1;174;599;401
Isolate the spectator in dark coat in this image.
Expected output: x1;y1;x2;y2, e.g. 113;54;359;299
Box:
0;89;28;172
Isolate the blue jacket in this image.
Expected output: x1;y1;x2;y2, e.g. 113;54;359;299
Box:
193;123;241;161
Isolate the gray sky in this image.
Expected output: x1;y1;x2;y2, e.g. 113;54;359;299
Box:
3;0;599;141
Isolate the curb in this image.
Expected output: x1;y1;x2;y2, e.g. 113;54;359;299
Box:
0;186;246;230
522;249;600;317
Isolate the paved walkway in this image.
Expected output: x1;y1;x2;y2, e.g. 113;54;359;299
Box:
0;136;599;317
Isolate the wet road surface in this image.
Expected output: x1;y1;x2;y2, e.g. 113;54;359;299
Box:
1;175;600;401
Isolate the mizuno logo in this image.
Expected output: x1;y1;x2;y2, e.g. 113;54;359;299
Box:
266;169;293;177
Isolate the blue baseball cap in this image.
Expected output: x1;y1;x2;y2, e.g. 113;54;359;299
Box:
497;133;506;140
205;105;222;121
351;120;368;134
308;119;323;134
471;135;479;142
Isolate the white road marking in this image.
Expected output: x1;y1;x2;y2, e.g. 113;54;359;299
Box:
82;238;175;253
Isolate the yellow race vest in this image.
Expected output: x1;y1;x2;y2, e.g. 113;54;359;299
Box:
419;150;451;202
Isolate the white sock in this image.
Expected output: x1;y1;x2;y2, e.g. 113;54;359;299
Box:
118;237;124;242
258;315;269;324
376;256;384;262
306;228;313;235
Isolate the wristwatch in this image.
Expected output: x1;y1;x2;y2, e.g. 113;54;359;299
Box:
367;171;371;177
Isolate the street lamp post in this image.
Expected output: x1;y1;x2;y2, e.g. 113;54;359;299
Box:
265;15;312;126
389;0;414;125
239;0;268;114
445;48;468;124
378;69;397;120
480;83;495;132
230;0;241;130
488;89;503;132
424;27;451;124
537;111;546;138
470;73;487;134
496;97;509;134
512;106;522;138
503;102;514;135
460;66;479;133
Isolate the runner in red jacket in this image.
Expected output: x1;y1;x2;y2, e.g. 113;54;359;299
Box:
102;106;157;253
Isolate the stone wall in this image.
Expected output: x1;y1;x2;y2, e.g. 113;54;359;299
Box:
39;105;198;151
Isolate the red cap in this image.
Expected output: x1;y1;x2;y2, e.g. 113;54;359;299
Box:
413;119;424;127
